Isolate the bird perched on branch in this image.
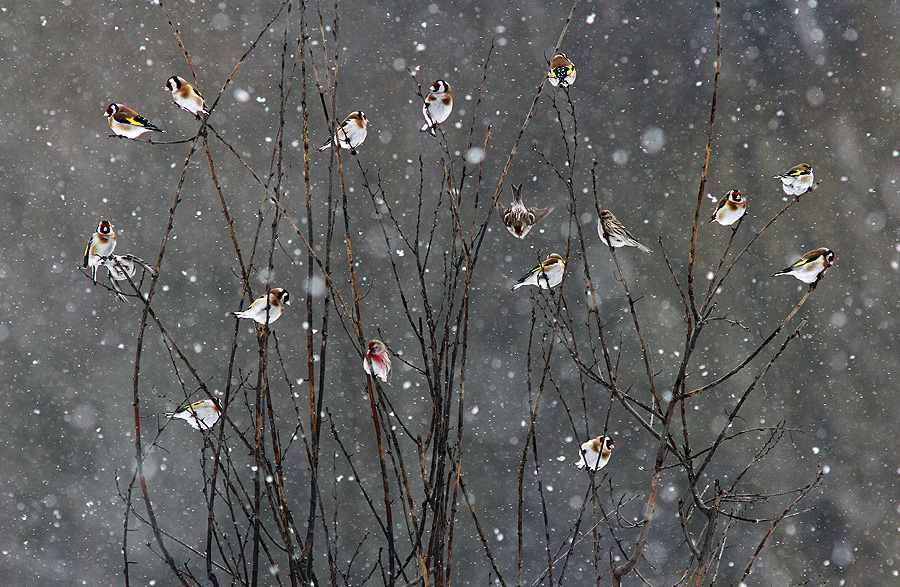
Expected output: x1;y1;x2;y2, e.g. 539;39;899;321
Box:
773;248;834;285
100;254;157;302
167;398;221;430
232;288;291;325
548;53;576;88
773;163;815;197
709;189;747;227
318;111;369;153
575;436;614;470
497;184;554;239
364;339;392;382
598;210;651;254
165;75;207;116
420;80;452;136
511;253;565;291
83;220;116;283
105;103;165;138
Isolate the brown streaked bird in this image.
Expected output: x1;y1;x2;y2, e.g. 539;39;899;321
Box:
548;53;576;87
709;189;747;227
773;248;834;284
104;103;165;138
575;436;614;470
773;163;814;197
232;288;291;325
83;220;117;283
497;184;554;239
165;75;207;116
598;210;651;254
363;339;392;382
318;111;369;153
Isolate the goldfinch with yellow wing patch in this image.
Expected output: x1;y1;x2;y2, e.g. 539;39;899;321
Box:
83;220;116;283
773;163;814;197
165;75;207;116
167;399;221;430
232;288;291;325
105;103;165;138
548;53;576;88
575;436;614;470
511;253;565;291
773;248;834;284
709;189;747;227
420;80;452;136
318;111;368;153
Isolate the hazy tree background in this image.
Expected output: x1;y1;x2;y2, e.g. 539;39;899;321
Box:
1;0;898;585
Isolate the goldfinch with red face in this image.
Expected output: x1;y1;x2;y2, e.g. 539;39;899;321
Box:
167;398;221;430
165;75;207;116
420;79;452;136
709;189;747;227
318;111;369;153
575;436;614;470
232;288;291;325
497;184;554;239
773;163;814;197
364;339;392;382
105;103;165;138
548;53;576;88
83;220;116;283
511;253;565;291
598;210;651;254
772;248;834;284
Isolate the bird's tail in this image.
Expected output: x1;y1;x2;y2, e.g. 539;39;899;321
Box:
317;140;332;152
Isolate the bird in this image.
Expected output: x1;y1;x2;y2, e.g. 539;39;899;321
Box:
772;248;834;284
575;435;615;470
496;184;555;239
773;163;814;197
104;103;165;138
363;339;392;382
548;53;576;88
83;220;117;283
511;253;566;291
100;254;157;302
598;210;651;254
318;111;369;153
232;288;291;325
420;80;453;136
164;75;207;116
709;189;747;227
167;398;221;430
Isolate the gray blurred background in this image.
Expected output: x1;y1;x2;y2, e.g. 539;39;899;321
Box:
1;0;897;584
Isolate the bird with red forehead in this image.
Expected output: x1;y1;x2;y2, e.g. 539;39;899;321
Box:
363;339;392;382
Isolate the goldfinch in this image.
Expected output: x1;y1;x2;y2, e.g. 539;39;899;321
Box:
100;254;157;302
772;248;834;284
575;435;614;470
709;189;747;227
420;79;452;136
548;53;576;88
83;220;117;283
598;210;651;254
232;288;291;324
773;163;814;197
167;398;221;430
511;253;565;291
318;111;368;153
104;103;165;138
363;339;392;383
497;184;554;239
164;75;207;116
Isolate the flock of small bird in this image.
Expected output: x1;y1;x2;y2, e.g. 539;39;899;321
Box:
87;56;833;471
